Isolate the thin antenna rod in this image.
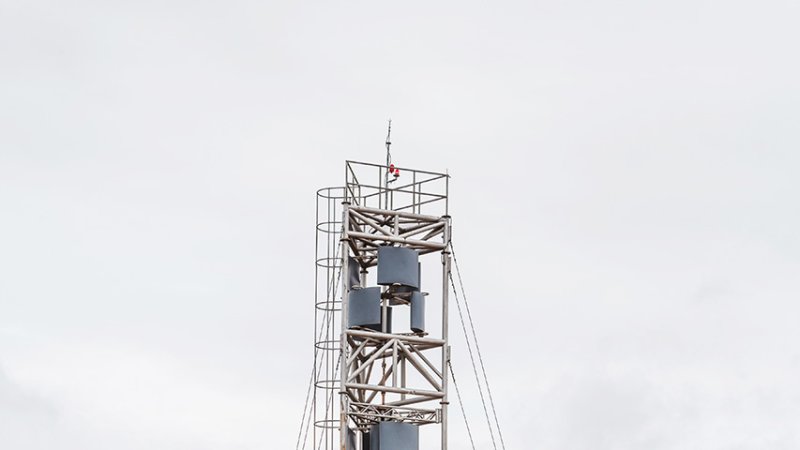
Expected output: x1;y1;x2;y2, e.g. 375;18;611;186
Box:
385;119;392;190
384;119;392;207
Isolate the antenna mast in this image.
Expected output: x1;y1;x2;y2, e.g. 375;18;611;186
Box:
385;119;392;177
384;120;393;207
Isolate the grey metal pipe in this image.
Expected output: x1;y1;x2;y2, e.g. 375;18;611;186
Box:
345;330;445;346
344;383;445;398
347;231;446;250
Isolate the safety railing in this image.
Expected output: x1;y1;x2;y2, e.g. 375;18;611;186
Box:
345;160;449;217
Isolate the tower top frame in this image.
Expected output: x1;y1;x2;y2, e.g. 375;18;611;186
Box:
344;160;449;217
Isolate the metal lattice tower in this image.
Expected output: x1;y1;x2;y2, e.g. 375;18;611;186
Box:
314;160;451;450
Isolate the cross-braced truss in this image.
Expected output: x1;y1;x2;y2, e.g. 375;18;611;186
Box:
343;329;445;429
349;402;439;428
346;206;448;268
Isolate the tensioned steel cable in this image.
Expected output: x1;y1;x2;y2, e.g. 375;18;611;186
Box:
297;236;344;450
450;242;507;450
317;355;342;450
297;271;339;450
449;361;477;450
449;273;498;450
298;309;335;450
306;263;345;450
295;366;315;450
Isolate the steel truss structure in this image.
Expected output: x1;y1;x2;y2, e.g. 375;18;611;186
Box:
314;161;451;450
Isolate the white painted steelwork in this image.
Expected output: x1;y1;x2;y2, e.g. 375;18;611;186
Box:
313;160;451;450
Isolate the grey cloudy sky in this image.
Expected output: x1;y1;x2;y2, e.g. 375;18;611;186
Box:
2;0;799;448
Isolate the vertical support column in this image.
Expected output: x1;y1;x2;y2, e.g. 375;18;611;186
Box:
339;202;351;450
401;355;407;401
440;215;452;450
392;340;398;388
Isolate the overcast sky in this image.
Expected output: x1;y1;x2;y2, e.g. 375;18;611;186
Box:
2;0;800;449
